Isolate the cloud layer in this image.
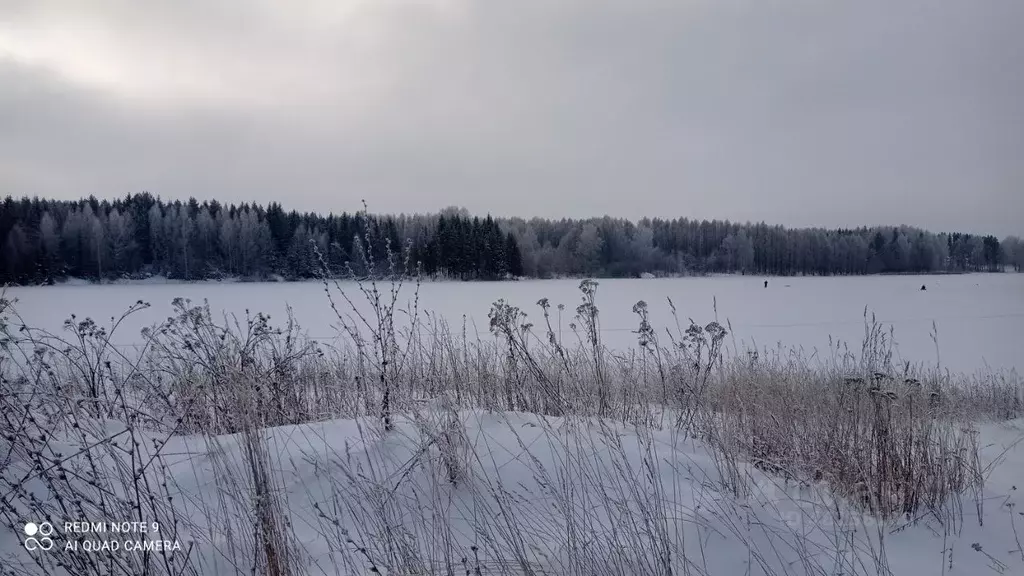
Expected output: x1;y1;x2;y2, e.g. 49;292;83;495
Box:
2;0;1021;236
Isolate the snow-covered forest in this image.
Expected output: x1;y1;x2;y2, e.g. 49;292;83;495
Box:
1;194;1021;285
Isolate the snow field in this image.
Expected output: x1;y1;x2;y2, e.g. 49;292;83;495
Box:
1;274;1022;575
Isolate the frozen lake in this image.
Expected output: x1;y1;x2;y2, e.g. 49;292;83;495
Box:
5;273;1023;374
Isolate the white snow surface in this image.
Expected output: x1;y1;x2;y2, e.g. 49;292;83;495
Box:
6;273;1024;373
3;411;1022;575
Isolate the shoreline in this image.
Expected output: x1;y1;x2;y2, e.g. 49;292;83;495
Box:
11;268;1003;288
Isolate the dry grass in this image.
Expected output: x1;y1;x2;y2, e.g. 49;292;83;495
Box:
0;266;1020;575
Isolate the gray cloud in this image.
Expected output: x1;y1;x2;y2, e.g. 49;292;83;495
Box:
1;0;1021;236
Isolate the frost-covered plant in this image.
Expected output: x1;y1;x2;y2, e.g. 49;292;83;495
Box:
312;201;422;432
2;277;1022;575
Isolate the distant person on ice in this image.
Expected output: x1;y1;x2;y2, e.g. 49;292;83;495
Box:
764;280;768;288
921;284;927;291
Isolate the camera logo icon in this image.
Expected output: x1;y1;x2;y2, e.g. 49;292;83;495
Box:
24;522;54;551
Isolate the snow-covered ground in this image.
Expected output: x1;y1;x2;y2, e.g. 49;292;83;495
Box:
163;413;1024;575
2;272;1022;575
3;410;1022;575
6;273;1024;373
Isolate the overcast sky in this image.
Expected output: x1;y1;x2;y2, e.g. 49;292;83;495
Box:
1;0;1021;236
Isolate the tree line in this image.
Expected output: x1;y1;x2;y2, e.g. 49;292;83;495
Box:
0;195;523;284
0;194;1021;285
507;217;1022;278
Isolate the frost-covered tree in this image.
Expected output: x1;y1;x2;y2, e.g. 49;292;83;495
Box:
164;205;195;279
1002;236;1023;272
720;229;755;273
237;208;271;277
195;207;219;274
217;209;239;275
60;205;104;278
574;223;603;274
628;224;658;273
38;211;61;278
108;208;137;275
287;224;319;278
148;203;167;274
3;224;32;283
